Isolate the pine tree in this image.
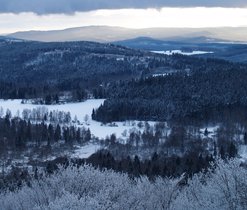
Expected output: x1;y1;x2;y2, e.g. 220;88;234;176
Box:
54;125;61;142
228;142;237;158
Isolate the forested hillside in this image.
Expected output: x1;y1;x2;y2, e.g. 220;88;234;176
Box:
1;39;246;103
93;64;247;122
0;40;148;100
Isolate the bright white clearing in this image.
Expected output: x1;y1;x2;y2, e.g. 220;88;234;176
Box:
0;99;155;140
152;50;214;56
239;145;247;162
71;143;101;159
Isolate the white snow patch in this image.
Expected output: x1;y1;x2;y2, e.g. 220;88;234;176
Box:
199;125;219;138
152;50;214;56
153;73;170;77
239;145;247;162
0;99;104;122
71;143;101;159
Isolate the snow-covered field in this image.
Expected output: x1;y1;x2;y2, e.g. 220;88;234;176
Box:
0;99;104;122
0;99;154;140
2;99;246;161
152;50;214;56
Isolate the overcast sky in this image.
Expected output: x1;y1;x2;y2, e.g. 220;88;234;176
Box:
0;0;247;34
0;0;247;14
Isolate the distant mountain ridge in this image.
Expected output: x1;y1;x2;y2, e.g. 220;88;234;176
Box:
113;36;228;49
8;26;247;43
0;36;24;42
114;36;247;63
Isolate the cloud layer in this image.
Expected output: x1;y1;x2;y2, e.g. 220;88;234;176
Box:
0;0;246;14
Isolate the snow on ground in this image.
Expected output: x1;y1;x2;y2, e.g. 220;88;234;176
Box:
71;143;101;159
152;50;214;56
0;99;155;140
199;125;219;138
0;99;104;122
153;73;170;77
239;145;247;162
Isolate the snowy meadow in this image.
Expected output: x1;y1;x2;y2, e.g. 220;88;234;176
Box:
0;99;154;140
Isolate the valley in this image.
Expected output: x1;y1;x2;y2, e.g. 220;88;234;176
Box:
0;39;247;170
1;2;247;209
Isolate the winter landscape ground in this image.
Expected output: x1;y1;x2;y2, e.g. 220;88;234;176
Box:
0;99;156;159
0;1;247;210
0;45;246;210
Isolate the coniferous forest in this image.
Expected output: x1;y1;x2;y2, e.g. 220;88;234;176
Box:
93;63;247;122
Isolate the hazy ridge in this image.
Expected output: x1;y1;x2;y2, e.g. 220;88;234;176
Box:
8;26;247;43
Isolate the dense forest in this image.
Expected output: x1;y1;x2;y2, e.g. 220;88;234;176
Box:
0;116;91;150
93;65;247;122
1;39;246;103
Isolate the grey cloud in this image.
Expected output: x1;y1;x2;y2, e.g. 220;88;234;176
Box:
0;0;246;14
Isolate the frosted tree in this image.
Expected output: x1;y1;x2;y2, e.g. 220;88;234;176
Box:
84;114;90;125
0;159;246;210
73;115;78;124
65;112;71;124
175;158;247;210
15;110;20;118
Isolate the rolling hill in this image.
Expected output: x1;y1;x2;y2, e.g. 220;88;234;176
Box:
8;26;247;43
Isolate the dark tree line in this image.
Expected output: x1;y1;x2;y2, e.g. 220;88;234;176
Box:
101;125;238;162
43;150;215;180
0;81;88;104
0;116;91;153
86;151;215;179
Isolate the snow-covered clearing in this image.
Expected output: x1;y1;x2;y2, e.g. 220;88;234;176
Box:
152;50;214;56
71;143;101;159
153;73;170;77
0;99;155;140
199;125;219;138
239;145;247;162
0;99;104;122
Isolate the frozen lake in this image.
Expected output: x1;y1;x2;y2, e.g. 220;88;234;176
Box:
152;50;214;56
